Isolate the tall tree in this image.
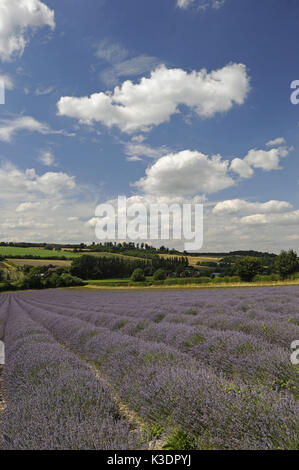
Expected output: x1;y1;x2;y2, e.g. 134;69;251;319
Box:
275;250;298;279
235;257;263;282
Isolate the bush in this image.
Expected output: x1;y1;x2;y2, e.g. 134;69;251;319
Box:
153;269;167;281
0;281;16;292
43;273;84;288
130;268;146;282
17;266;84;290
17;271;43;290
289;272;299;280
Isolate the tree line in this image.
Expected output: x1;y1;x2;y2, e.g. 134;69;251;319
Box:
232;250;298;282
70;255;189;280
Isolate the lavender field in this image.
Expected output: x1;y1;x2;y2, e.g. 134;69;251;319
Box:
0;287;298;450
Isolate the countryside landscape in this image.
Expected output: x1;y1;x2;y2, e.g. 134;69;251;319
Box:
0;0;299;458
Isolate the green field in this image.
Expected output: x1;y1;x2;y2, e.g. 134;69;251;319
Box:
0;247;78;258
86;276;154;286
0;246;143;261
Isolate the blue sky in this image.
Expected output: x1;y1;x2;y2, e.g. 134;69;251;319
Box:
1;0;299;252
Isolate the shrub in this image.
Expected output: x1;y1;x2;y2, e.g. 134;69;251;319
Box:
130;268;146;282
153;269;167;281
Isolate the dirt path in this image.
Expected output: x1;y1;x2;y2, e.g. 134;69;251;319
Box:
84;360;166;450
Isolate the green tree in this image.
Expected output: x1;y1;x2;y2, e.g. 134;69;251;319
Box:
153;268;167;281
20;268;43;290
235;257;263;282
275;250;298;279
131;268;145;282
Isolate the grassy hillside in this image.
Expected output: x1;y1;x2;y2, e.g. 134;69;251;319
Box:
0;260;19;281
0;246;77;258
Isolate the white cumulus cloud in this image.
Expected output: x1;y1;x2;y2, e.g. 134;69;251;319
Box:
213;199;293;215
134;150;235;197
0;0;55;62
0;162;75;196
244;146;290;171
266;137;286;147
230;157;254;178
57;63;250;134
239;211;299;226
230;143;292;177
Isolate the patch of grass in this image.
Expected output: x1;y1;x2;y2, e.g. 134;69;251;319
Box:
112;320;128;330
144;352;165;364
185;309;198;316
236;343;256;355
240;305;250;312
79;331;102;346
163;429;196;450
183;334;205;350
153;313;165;323
149;424;164;440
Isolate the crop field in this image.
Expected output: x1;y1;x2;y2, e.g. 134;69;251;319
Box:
0;286;298;450
7;259;72;267
0;246;79;259
158;254;222;266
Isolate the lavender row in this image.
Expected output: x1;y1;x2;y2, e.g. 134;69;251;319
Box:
0;294;10;339
0;298;144;450
17;294;298;390
17;296;299;450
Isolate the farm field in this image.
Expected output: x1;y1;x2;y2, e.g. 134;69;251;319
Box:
7;259;72;267
0;286;298;450
159;254;222;267
0;246;79;259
